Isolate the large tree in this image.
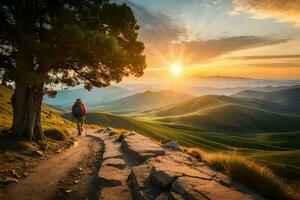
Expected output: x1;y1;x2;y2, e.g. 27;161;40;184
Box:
0;0;146;140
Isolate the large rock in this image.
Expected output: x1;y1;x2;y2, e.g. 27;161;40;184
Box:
102;158;126;170
98;166;128;187
149;167;179;189
172;176;256;200
155;192;184;200
99;186;132;200
163;141;180;151
148;157;213;190
121;133;165;162
102;142;123;160
129;165;163;200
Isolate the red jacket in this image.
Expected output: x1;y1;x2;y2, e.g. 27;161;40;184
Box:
72;102;86;117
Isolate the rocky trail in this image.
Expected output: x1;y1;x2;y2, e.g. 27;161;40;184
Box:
1;129;265;200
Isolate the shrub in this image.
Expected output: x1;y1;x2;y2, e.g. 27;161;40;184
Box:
183;148;296;200
44;128;70;141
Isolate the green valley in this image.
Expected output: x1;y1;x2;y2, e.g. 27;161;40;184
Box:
62;88;300;182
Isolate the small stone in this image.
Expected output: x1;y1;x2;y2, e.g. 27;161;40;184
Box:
40;143;49;151
65;189;72;193
56;149;62;153
11;170;20;178
74;180;80;184
22;172;28;177
78;167;83;172
31;150;43;157
5;177;18;184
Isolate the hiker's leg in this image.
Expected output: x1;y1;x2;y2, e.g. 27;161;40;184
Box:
77;119;81;135
80;117;84;132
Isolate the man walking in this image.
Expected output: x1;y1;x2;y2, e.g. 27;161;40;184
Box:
72;99;86;135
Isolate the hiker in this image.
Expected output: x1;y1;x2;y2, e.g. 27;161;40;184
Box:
72;99;86;135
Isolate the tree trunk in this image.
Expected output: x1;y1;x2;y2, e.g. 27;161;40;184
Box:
11;81;45;141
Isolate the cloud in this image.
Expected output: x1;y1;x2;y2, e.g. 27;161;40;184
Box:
170;36;289;63
113;1;291;66
115;0;185;44
232;0;300;27
248;63;300;68
229;55;300;60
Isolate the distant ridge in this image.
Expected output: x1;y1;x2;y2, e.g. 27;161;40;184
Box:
233;87;300;112
94;90;194;113
190;75;255;80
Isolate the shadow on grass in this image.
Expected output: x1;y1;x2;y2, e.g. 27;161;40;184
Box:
0;131;39;163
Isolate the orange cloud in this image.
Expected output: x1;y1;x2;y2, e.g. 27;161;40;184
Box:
233;0;300;27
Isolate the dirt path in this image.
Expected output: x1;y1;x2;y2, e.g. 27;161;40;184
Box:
2;130;104;200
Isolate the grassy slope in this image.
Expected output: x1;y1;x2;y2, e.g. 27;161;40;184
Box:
0;85;74;164
154;95;298;116
63;111;300;181
157;103;300;132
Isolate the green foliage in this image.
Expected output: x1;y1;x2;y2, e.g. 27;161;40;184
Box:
44;128;70;141
1;0;146;94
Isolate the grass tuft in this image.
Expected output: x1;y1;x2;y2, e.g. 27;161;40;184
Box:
44;128;70;141
109;128;127;136
182;147;296;200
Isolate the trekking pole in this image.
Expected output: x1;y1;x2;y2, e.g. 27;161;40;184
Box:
85;115;88;136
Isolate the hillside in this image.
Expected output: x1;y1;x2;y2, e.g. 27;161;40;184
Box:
154;95;296;116
233;88;300;113
93;90;194;113
43;85;131;109
63;111;300;181
0;85;73;131
157;104;300;133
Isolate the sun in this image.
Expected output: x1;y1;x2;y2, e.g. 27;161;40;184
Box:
170;63;182;76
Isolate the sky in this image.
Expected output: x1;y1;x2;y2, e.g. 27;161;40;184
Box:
114;0;300;83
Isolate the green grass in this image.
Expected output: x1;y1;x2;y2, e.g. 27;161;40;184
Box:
182;148;297;200
68;111;300;182
61;89;300;198
155;103;300;133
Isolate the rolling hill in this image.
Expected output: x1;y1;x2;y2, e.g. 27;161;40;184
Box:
156;103;300;133
62;111;300;180
233;88;300;113
43;85;132;109
92;90;194;113
154;95;296;116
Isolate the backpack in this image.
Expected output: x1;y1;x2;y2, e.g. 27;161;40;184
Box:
73;103;83;118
